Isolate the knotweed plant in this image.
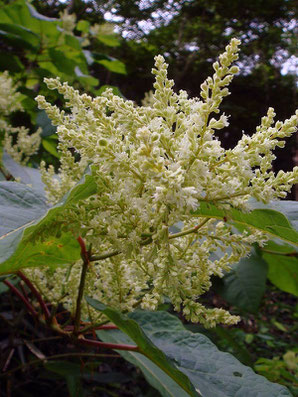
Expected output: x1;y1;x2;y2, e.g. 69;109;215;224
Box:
23;39;297;328
0;71;41;165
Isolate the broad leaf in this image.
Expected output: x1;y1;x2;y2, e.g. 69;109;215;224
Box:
42;138;60;158
36;110;56;137
0;173;97;275
3;151;45;196
48;48;75;75
262;241;298;296
192;202;298;246
87;298;198;397
251;200;298;232
0;22;40;49
95;309;292;397
74;66;99;87
97;34;120;47
97;59;126;74
215;250;268;313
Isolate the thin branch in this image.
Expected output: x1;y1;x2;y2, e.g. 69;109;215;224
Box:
0;166;12;181
169;218;210;239
74;236;90;334
17;271;51;321
3;280;38;317
90;249;121;262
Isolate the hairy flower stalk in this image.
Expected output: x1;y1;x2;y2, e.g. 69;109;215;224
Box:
25;39;297;328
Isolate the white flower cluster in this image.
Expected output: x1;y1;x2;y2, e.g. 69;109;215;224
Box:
0;71;41;165
27;39;297;327
59;9;76;34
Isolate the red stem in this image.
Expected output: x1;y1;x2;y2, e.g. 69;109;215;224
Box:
96;324;119;330
79;337;140;352
64;324;118;332
4;280;38;317
77;236;88;262
17;271;51;321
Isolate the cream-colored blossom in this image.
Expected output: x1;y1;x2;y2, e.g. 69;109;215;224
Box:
30;39;297;327
59;9;76;34
0;71;41;165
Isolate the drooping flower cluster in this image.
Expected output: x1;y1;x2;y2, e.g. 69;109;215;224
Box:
0;71;41;164
25;39;297;327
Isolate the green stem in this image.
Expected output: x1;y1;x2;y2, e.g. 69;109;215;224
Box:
90;249;121;262
169;218;210;239
261;248;297;257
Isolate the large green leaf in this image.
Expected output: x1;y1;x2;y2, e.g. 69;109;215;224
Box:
2;151;45;196
0;1;59;43
0;22;40;49
192;202;298;245
36;110;56;137
262;241;298;296
215;250;268;313
97;59;126;74
74;67;99;87
87;298;198;397
96;34;120;47
0;173;97;275
95;309;292;397
251;200;298;232
48;48;75;75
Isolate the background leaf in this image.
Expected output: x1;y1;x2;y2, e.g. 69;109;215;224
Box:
192;203;298;245
0;173;97;274
262;241;298;296
214;250;268;313
87;298;199;397
97;59;126;74
96;310;292;397
3;151;45;196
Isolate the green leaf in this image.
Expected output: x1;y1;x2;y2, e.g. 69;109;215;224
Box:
3;151;45;196
0;173;97;274
0;28;36;50
97;34;120;47
0;1;59;43
48;48;75;75
192;202;298;246
45;361;83;397
215;250;268;313
76;20;90;33
262;241;298;296
74;66;99;87
0;22;40;48
95;309;292;397
250;200;298;232
0;52;24;72
97;59;126;74
64;33;81;50
26;2;57;22
36;110;56;137
42;138;60;158
86;298;198;397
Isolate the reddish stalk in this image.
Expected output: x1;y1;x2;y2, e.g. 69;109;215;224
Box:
3;280;38;317
74;236;90;334
79;337;140;352
17;271;51;321
64;324;118;332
